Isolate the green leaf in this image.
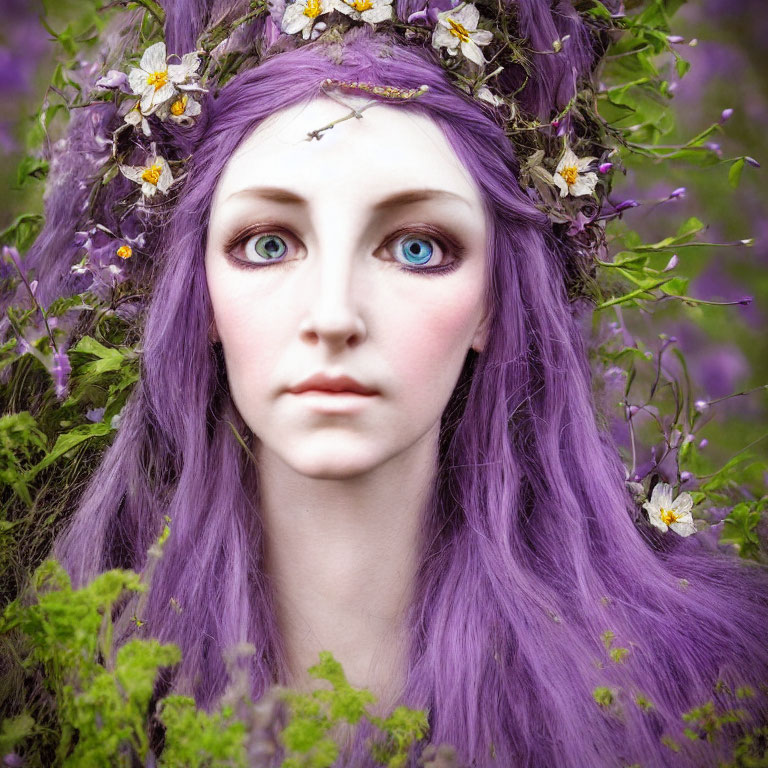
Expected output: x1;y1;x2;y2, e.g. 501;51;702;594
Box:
24;421;113;480
660;277;689;296
720;502;762;559
728;157;746;189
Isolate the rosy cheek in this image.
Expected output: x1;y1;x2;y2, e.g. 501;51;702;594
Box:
387;288;482;390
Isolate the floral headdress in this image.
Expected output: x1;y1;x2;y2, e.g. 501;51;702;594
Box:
79;0;631;298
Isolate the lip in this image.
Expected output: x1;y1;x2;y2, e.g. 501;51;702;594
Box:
288;373;379;396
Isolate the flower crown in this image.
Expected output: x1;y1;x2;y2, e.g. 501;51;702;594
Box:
66;0;647;302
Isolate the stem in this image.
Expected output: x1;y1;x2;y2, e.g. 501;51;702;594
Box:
6;249;58;354
126;0;165;25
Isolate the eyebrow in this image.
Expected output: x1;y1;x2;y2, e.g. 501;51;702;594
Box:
225;186;473;211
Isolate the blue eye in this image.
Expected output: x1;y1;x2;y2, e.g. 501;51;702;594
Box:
243;233;288;263
397;236;435;266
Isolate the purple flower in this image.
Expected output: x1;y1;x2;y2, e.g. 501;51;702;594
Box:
86;407;106;422
745;156;761;168
615;199;639;212
663;254;679;272
667;35;684;44
669;187;686;199
95;69;129;90
407;0;459;25
698;438;708;449
598;162;613;173
694;399;708;412
720;107;734;123
51;350;71;400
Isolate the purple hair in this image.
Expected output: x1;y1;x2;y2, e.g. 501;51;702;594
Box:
10;2;767;766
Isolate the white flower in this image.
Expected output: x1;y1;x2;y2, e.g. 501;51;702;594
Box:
331;0;393;25
124;100;151;136
476;85;504;107
432;3;494;67
553;147;598;198
119;155;174;197
281;0;336;38
642;483;697;537
156;93;202;126
128;42;178;115
167;51;202;89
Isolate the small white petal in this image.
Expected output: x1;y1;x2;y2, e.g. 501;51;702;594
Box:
461;39;486;65
140;42;167;74
650;482;673;510
471;28;493;46
553;174;570;198
362;4;393;23
128;68;150;96
670;517;697;537
671;492;693;516
569;173;598;196
119;164;145;184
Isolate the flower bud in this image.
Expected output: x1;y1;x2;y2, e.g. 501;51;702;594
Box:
720;108;734;123
663;254;679;272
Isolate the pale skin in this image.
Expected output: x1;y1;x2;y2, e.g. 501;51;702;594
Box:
205;94;490;713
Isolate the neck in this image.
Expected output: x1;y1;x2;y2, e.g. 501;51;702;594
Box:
257;426;438;710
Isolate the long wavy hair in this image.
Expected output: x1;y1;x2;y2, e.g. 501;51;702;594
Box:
9;0;768;765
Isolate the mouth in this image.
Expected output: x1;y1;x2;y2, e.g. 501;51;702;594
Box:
288;374;379;396
292;390;377;396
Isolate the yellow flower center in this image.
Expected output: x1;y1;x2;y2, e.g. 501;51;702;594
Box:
447;18;471;43
351;0;373;10
660;507;681;526
170;96;187;116
141;163;163;186
116;245;133;260
561;165;579;186
147;70;168;90
304;0;323;17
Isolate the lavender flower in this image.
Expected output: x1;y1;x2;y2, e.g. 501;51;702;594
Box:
51;350;71;400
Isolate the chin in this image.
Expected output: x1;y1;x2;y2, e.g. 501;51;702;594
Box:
288;458;381;481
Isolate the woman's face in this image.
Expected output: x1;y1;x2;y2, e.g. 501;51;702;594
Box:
205;95;489;479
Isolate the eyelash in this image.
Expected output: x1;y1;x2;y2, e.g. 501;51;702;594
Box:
222;224;465;276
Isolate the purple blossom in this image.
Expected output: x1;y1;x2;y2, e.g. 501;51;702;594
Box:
669;187;686;199
698;438;708;449
720;107;734;123
705;141;722;157
51;350;71;400
407;0;460;25
95;69;129;90
615;199;639;212
745;156;761;168
598;162;613;173
663;253;679;272
667;35;684;44
86;407;106;422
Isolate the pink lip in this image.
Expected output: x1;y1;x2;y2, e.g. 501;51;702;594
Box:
288;373;378;396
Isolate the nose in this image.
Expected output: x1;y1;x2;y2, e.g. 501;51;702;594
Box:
298;249;367;350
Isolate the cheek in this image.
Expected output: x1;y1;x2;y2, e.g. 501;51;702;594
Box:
385;283;483;397
207;268;282;389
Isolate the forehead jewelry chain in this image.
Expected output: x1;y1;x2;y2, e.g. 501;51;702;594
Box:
306;78;430;141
